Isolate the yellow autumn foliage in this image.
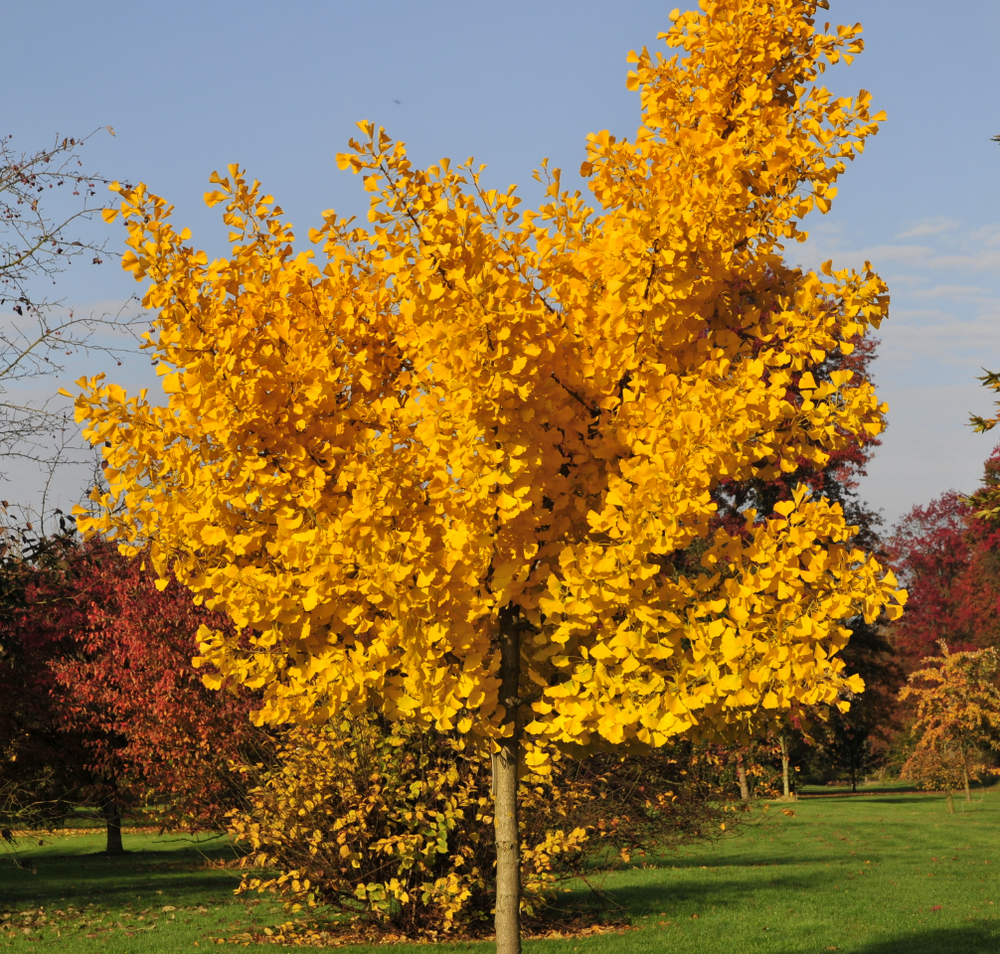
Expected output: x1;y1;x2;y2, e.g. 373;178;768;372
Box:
73;0;904;755
899;643;1000;808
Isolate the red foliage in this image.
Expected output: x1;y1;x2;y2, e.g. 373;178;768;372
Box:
889;446;1000;666
958;446;1000;648
0;535;264;835
888;491;976;663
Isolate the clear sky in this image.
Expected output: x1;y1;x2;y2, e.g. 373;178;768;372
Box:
4;0;999;532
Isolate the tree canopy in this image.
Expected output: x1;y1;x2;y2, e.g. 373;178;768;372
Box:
71;2;905;946
75;0;902;751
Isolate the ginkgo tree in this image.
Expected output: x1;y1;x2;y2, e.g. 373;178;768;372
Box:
71;1;904;949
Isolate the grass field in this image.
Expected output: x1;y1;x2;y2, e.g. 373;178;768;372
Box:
2;787;999;952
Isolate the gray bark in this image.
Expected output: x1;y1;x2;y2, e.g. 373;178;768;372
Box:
493;608;522;954
736;752;750;802
779;734;791;798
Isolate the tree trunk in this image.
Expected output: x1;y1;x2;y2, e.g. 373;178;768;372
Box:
736;752;750;802
493;608;522;954
779;734;791;798
104;802;124;856
962;753;972;803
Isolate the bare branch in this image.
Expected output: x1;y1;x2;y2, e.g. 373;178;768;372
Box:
0;129;142;506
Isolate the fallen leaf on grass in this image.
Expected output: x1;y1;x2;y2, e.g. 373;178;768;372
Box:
213;917;637;947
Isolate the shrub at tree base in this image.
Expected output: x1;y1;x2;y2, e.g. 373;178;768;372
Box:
228;716;736;939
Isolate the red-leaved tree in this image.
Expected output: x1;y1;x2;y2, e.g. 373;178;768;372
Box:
957;446;1000;648
889;447;1000;668
888;490;976;664
0;534;266;853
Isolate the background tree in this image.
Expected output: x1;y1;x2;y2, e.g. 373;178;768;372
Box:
0;129;133;500
886;444;1000;671
0;533;266;853
888;491;976;663
801;616;902;790
899;642;1000;810
954;446;1000;647
74;2;903;948
0;522;82;851
721;742;787;801
883;444;1000;792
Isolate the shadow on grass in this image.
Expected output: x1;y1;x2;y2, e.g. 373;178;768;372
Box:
0;844;244;910
801;786;922;796
561;867;831;919
611;853;831;871
838;796;987;807
852;923;1000;954
801;786;997;805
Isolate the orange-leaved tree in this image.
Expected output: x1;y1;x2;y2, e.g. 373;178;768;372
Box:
71;1;904;949
899;642;1000;810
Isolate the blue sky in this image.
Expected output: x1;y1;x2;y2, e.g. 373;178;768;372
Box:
4;0;1000;530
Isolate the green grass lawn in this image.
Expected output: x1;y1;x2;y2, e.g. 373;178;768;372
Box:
2;789;999;952
0;828;292;952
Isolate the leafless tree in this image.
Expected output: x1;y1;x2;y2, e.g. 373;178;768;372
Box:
0;128;139;523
